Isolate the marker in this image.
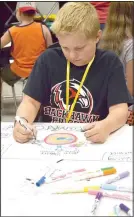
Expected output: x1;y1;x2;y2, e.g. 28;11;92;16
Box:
100;167;114;171
105;171;130;184
86;166;114;174
90;192;103;216
113;205;121;216
119;203;132;216
79;166;115;177
88;189;132;201
108;205;120;216
75;168;116;181
15;116;36;139
52;168;86;181
36;159;63;187
65;167;114;179
53;186;100;194
101;184;132;193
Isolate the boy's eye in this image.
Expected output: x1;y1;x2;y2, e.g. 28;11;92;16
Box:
75;47;84;51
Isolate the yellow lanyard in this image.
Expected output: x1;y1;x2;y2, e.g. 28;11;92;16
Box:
66;56;95;123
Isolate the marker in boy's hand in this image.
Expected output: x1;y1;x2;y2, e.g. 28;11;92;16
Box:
82;121;110;144
13;116;37;143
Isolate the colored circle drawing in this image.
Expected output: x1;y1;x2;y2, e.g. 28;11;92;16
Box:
44;133;77;145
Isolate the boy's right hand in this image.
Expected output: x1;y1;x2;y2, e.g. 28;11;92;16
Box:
13;122;37;143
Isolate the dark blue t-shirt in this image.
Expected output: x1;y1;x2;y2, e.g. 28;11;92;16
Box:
23;47;132;123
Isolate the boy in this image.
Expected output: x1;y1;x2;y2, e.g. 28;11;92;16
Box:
13;2;131;144
1;2;52;86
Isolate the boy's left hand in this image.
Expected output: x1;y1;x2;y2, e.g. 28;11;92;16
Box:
83;121;110;144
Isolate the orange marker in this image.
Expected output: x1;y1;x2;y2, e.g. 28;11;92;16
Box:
75;168;117;181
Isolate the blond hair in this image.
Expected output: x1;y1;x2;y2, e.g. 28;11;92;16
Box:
51;2;100;39
99;2;134;55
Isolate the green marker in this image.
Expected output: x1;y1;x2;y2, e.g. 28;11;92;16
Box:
87;167;114;174
101;167;114;171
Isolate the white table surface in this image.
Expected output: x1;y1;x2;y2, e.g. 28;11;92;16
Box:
1;122;133;216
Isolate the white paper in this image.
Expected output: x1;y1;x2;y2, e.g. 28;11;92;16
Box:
1;123;133;162
1;159;133;216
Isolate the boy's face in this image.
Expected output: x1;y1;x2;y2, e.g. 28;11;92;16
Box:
57;31;101;66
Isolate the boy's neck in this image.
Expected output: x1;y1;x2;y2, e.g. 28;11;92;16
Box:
20;18;34;26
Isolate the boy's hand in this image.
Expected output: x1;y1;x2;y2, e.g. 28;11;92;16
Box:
83;121;110;144
13;122;37;143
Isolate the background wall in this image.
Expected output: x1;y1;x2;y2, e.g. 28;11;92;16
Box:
36;2;59;15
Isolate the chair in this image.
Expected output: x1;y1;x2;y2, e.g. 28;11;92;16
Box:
1;78;28;112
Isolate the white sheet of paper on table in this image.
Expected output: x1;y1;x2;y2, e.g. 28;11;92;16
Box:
1;123;133;216
1;158;133;216
1;123;133;162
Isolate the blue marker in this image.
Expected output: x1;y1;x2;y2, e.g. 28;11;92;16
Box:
36;159;64;187
101;184;132;193
36;176;46;186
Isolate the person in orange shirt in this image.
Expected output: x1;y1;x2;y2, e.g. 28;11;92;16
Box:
1;2;52;86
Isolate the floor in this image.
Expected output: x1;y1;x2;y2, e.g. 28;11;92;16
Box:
1;81;23;122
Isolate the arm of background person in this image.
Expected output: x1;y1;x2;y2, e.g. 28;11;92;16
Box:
124;39;134;97
42;25;53;48
126;60;134;97
0;30;11;48
16;95;41;124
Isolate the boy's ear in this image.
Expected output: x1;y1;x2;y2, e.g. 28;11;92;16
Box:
16;9;21;16
96;30;102;43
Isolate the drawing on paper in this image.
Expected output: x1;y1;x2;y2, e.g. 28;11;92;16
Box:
40;146;80;156
30;124;89;157
1;124;14;156
1;143;13;156
44;133;77;145
1;132;12;138
102;151;132;162
1;123;87;158
35;124;84;132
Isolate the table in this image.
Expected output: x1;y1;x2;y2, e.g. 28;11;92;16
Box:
1;122;133;216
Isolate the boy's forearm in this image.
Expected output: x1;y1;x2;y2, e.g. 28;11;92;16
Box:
103;105;128;134
16;99;40;124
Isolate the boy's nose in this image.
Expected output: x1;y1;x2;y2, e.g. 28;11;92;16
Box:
69;51;78;61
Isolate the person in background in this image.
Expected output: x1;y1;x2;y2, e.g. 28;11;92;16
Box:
0;2;52;86
99;2;134;98
90;1;110;30
13;2;131;144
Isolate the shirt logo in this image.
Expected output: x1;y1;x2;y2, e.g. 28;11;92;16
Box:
50;79;93;114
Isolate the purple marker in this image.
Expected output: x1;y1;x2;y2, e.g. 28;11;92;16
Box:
119;203;132;216
90;192;103;215
105;171;130;184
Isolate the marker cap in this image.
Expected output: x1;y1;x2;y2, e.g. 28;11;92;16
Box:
36;176;46;187
119;203;130;213
119;171;130;178
103;168;116;175
101;184;116;191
